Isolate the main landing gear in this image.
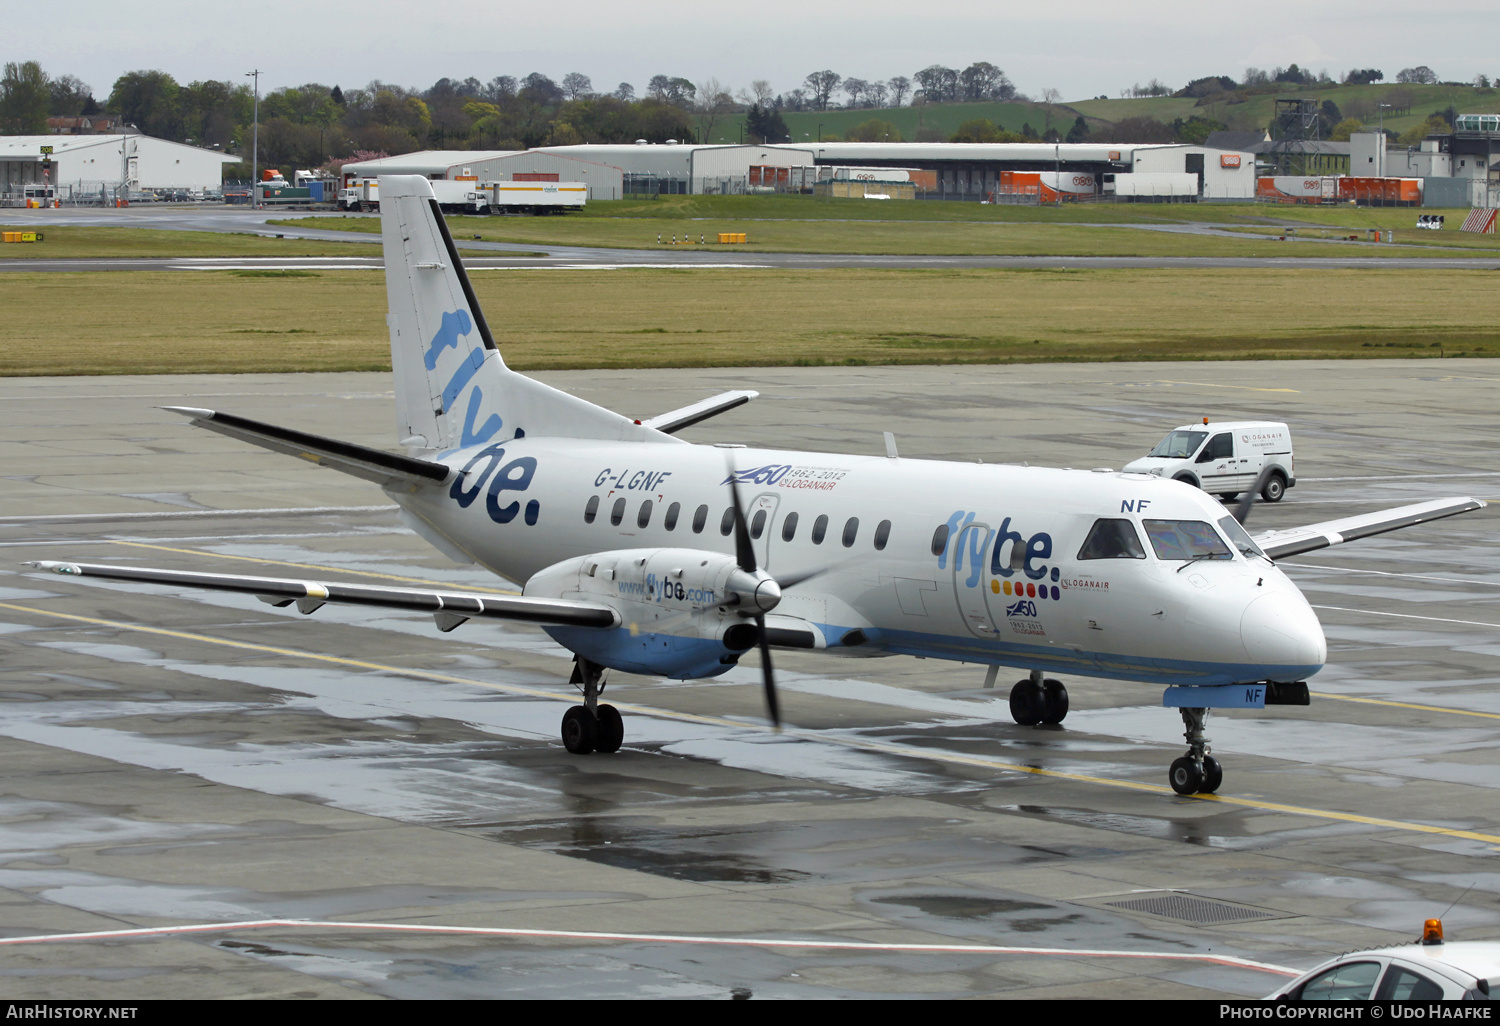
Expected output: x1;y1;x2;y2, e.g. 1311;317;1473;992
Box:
1168;706;1222;796
561;656;624;755
1008;668;1069;726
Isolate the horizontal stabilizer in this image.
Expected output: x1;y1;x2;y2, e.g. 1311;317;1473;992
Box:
24;561;619;631
163;407;450;490
1253;497;1487;560
643;390;759;434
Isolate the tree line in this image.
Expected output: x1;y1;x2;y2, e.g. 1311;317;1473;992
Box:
3;56;1496;175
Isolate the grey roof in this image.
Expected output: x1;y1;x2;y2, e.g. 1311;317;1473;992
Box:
1205;130;1271;150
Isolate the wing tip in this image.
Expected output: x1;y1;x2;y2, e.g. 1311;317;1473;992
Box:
160;406;215;419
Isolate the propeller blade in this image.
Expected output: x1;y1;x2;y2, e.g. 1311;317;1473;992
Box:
756;613;780;728
725;462;757;572
1233;466;1275;524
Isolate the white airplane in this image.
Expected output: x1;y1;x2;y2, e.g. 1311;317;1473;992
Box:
26;176;1486;797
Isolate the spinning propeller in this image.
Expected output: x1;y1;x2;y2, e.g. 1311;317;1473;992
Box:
725;465;783;728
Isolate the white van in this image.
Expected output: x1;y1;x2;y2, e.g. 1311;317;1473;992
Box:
1123;421;1295;502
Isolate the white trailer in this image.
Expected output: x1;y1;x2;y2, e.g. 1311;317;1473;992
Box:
1112;172;1199;199
484;181;587;213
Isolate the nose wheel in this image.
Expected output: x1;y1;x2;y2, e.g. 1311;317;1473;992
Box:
1168;707;1222;795
1009;670;1069;725
561;656;625;755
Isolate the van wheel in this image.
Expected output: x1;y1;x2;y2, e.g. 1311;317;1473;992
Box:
1173;473;1199;489
1261;473;1286;503
1218;492;1239;501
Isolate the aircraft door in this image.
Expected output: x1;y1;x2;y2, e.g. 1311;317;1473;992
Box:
747;492;781;569
951;522;997;638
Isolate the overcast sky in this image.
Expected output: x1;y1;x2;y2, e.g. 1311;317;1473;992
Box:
12;0;1500;102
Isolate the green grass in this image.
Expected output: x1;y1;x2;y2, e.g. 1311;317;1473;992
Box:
4;267;1499;377
273;202;1500;257
0;225;380;259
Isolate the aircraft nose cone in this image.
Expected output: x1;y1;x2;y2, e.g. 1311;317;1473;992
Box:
1240;593;1326;678
754;577;782;613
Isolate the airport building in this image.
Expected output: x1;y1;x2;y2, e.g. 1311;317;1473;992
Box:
0;134;238;204
339;148;628;200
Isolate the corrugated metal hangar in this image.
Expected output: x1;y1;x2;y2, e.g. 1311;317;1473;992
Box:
0;134;237;202
342;140;1259;201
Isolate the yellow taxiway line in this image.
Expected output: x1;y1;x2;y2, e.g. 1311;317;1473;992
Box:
4;600;1499;848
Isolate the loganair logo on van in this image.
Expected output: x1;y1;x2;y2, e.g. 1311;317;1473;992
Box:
1241;431;1281;445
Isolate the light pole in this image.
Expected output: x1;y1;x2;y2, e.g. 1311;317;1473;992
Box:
246;69;260;207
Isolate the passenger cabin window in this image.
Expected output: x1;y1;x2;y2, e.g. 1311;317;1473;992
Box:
637;500;653;529
781;511;799;542
1297;962;1380;1001
1149;430;1207;459
811;514;829;545
842;517;859;548
1143;520;1232;561
720;507;735;536
583;495;600;524
609;497;626;526
1078;518;1146;560
931;523;949;556
750;509;767;539
692;504;708;534
1376;967;1445;1001
874;520;891;550
1195;432;1233;463
664;502;680;531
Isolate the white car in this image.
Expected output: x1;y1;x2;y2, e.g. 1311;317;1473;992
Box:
1267;922;1497;1000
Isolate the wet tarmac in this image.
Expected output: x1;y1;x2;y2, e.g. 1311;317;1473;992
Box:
1;361;1498;999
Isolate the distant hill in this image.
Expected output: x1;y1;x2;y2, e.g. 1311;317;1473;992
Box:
721;83;1500;147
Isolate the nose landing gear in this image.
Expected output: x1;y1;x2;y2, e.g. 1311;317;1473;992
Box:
1168;706;1222;795
561;655;625;755
1009;669;1069;725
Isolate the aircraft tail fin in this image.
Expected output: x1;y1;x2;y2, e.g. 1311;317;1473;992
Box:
378;175;673;451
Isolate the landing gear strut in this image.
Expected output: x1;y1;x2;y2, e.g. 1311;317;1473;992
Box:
1168;706;1222;796
561;656;624;755
1009;669;1069;726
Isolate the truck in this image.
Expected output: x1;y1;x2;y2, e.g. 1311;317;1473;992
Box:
338;178;379;212
484;180;587;213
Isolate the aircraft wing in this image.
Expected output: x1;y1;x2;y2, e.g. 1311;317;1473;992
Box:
162;407;450;490
1251;497;1487;560
642;390;758;434
24;561;618;633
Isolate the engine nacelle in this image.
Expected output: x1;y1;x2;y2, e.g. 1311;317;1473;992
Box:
525;548;778;679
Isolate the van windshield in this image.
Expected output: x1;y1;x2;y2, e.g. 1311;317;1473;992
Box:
1149;430;1208;459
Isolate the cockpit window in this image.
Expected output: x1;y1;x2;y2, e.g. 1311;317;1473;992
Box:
1217;515;1264;559
1078;518;1146;560
1143;520;1233;561
1148;430;1208;459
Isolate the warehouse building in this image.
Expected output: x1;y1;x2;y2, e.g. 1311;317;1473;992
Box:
0;133;237;204
530;142;814;195
796;141;1256;200
339;149;626;200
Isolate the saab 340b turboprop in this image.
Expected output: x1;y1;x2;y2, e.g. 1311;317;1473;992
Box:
27;175;1486;796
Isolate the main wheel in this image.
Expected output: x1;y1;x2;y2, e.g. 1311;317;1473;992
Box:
1041;679;1070;724
1169;756;1204;795
595;704;624;754
1200;755;1223;794
1009;679;1044;726
1261;473;1286;503
561;705;597;754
